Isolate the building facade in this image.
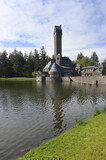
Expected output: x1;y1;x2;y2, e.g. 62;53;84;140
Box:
43;25;76;81
76;63;106;77
37;25;106;82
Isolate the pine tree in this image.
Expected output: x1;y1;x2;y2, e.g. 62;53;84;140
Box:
91;52;99;66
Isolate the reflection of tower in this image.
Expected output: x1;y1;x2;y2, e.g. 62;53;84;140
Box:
54;25;62;65
53;102;63;134
48;83;68;135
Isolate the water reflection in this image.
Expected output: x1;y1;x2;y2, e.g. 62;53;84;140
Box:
0;81;106;160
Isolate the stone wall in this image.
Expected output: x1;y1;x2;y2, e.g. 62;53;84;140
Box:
36;76;62;82
61;77;71;82
36;76;46;82
71;76;106;85
37;76;106;85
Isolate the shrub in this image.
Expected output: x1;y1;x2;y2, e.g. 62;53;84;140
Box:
102;107;106;113
32;71;37;77
93;109;101;117
39;158;66;160
76;119;86;126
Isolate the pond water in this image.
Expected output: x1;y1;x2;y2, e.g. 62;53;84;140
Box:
0;81;106;160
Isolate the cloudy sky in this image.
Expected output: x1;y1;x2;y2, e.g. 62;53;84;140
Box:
0;0;106;61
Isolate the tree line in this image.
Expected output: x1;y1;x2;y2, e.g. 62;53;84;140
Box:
72;52;100;67
0;48;105;78
0;46;50;78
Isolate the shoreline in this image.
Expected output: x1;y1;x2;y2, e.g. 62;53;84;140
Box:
17;107;106;160
0;77;36;81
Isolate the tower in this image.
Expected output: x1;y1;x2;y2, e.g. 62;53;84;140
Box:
54;25;62;59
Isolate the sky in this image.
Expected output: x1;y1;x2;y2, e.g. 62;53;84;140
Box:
0;0;106;62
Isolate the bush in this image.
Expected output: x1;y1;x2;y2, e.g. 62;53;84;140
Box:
76;119;86;126
32;71;37;77
93;109;101;117
38;158;66;160
102;107;106;113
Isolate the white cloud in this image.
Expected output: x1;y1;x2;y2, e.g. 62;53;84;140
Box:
0;0;106;61
63;46;106;62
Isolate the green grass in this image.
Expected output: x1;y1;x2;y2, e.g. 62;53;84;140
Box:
102;107;106;113
76;119;86;126
17;108;106;160
93;109;101;117
0;77;36;81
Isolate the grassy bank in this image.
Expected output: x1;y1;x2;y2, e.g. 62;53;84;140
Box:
0;77;36;81
17;108;106;160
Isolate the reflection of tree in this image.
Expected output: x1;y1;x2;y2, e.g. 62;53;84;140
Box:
0;81;73;134
75;83;105;105
0;80;105;133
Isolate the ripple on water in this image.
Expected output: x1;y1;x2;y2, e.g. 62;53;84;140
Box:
0;81;105;160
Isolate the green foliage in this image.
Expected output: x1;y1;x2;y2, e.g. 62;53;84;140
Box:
0;77;36;81
93;109;101;117
17;110;106;160
103;58;106;63
102;107;106;113
32;71;37;77
39;46;50;71
0;50;11;77
77;56;95;67
91;52;99;61
0;47;50;78
91;52;99;66
76;52;99;67
76;119;86;126
33;49;40;71
71;60;77;64
34;157;66;160
77;52;84;61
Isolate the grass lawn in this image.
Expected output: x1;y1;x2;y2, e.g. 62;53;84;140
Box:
0;77;36;81
17;108;106;160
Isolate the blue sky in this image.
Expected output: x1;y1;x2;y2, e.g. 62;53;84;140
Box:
0;0;106;61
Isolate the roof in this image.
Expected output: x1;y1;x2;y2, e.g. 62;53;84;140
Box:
76;64;80;68
43;61;52;72
99;63;106;68
49;63;61;73
60;57;75;69
81;66;98;72
83;66;98;69
102;63;106;67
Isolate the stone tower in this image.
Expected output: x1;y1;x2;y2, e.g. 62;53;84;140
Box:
54;25;62;60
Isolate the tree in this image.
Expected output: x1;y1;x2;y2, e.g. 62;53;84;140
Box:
9;49;25;77
33;49;40;71
23;60;33;77
32;71;37;77
0;47;51;78
77;56;95;67
24;52;28;61
103;58;106;63
91;52;99;66
39;46;50;71
23;52;34;77
71;60;77;64
77;52;84;61
0;50;11;77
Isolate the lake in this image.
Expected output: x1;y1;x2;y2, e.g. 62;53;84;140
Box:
0;80;106;160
